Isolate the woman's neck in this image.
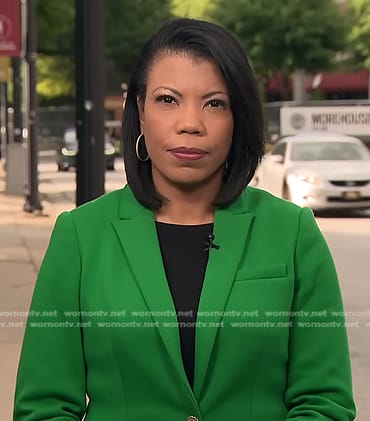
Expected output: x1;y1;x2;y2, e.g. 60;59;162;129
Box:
155;202;214;225
154;180;219;225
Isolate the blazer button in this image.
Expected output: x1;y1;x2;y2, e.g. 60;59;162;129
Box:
186;417;199;421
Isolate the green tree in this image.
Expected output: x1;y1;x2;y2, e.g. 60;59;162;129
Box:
105;0;173;85
36;0;75;104
36;0;75;55
37;56;75;105
172;0;212;18
348;0;370;97
210;0;348;99
35;1;173;104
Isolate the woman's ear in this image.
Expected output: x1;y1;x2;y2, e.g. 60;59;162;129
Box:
137;98;145;133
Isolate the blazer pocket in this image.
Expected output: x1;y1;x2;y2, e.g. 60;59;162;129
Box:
234;263;287;281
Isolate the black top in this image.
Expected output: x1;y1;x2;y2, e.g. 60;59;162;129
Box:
155;221;213;388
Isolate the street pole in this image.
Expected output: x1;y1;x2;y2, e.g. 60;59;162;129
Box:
0;82;7;154
75;0;105;206
11;57;22;143
24;0;42;212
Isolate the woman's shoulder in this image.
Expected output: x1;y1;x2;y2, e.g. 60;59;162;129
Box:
241;186;318;240
68;187;125;223
243;185;303;216
240;185;315;231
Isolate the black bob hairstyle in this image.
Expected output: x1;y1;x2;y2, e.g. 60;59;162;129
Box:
122;17;265;210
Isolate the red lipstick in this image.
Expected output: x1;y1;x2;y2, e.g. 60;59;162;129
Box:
169;147;207;161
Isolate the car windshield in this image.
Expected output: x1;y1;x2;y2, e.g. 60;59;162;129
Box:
63;128;114;150
64;129;77;147
290;141;370;161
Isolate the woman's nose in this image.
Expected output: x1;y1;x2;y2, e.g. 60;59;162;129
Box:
176;104;205;135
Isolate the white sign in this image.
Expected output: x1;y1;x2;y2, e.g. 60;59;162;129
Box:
280;106;370;136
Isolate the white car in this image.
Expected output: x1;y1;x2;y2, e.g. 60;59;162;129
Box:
255;132;370;211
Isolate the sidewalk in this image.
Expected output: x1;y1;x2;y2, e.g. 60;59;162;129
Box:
0;162;74;421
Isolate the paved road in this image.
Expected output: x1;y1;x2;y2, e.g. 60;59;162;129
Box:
316;215;370;420
1;156;369;420
37;155;127;203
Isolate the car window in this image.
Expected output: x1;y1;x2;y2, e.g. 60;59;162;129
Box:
290;142;370;161
270;142;287;157
64;129;77;146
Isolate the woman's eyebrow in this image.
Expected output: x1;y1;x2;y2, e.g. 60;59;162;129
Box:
153;86;182;97
202;91;228;99
153;86;228;99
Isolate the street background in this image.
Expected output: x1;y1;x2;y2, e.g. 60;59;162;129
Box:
1;154;369;420
1;1;370;420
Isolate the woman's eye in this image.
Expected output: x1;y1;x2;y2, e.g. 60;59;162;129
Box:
156;95;177;105
206;99;226;109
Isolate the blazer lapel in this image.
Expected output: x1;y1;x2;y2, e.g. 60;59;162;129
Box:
111;185;254;402
193;193;255;398
111;186;195;401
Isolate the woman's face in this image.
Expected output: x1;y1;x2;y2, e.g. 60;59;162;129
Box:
138;53;234;191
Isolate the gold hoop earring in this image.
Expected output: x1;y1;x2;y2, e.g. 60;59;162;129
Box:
135;133;149;162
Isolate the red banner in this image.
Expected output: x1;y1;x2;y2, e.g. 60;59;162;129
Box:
0;1;21;57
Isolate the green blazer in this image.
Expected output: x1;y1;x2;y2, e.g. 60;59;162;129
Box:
14;185;356;420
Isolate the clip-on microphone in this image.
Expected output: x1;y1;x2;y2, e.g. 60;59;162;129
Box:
204;234;220;251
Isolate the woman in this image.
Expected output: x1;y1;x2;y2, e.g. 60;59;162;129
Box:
14;18;355;420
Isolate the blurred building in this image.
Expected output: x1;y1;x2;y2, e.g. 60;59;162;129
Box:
266;69;369;102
